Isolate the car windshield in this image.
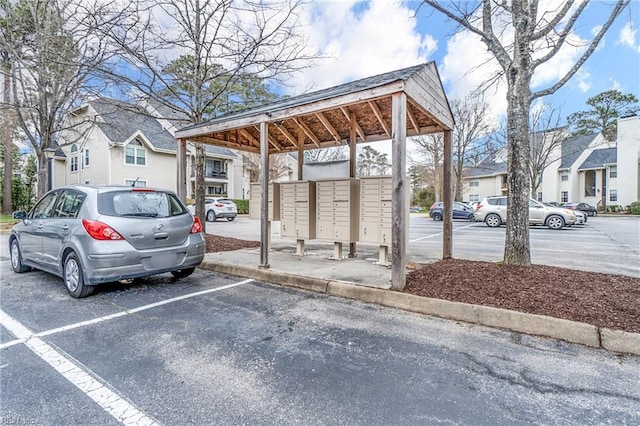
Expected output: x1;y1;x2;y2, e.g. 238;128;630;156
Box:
98;190;186;218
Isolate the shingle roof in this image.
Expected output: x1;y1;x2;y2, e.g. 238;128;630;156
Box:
89;98;236;157
559;133;599;169
578;147;617;170
179;63;429;132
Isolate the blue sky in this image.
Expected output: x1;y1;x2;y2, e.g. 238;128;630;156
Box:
287;0;640;129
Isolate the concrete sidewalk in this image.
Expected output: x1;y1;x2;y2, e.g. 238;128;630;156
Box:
201;219;639;357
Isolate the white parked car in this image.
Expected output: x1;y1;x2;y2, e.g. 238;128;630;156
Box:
474;196;577;230
188;198;238;222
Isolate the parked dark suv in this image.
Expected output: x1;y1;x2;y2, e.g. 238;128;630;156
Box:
561;202;597;217
429;202;475;221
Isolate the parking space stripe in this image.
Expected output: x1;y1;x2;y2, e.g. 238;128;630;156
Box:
0;309;159;426
36;279;254;338
0;278;254;425
409;223;476;242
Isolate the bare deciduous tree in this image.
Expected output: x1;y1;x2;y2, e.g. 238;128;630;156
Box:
99;0;317;226
242;152;291;182
411;134;443;202
451;95;491;201
528;105;566;198
420;0;629;266
1;0;137;198
303;146;347;163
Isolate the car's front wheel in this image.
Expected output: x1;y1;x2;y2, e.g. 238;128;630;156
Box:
206;210;216;222
64;252;94;298
431;212;442;221
171;267;195;279
10;238;31;273
484;213;502;228
546;215;565;230
467;213;475;222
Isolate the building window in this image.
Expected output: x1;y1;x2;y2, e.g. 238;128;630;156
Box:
206;185;223;195
584;170;596;196
561;191;568;203
469;194;479;202
70;144;78;172
469;180;479;187
610;189;617;202
83;149;90;168
537;192;543;202
125;139;146;166
560;171;569;181
609;166;617;178
124;179;147;187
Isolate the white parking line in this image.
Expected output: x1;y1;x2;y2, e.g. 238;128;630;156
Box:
409;223;477;242
0;309;159;426
0;278;254;424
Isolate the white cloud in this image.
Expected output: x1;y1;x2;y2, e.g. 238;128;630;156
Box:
290;0;437;93
618;22;640;52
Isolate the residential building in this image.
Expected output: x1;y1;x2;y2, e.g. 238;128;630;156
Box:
52;98;261;199
463;116;639;209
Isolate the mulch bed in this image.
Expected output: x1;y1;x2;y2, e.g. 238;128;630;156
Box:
204;234;640;333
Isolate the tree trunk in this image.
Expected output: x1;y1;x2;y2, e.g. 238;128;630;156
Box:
195;143;205;226
2;59;12;214
504;0;532;266
37;151;48;198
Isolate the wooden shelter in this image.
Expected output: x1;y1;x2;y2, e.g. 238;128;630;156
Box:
175;62;454;290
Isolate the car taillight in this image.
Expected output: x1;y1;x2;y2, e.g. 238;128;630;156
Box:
190;216;203;234
214;203;224;208
82;219;124;240
429;204;436;210
477;204;484;210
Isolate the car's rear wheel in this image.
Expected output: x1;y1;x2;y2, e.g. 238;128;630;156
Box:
484;214;502;228
10;238;31;273
546;215;565;230
64;252;94;298
431;212;442;221
226;216;235;222
206;210;216;222
171;267;195;279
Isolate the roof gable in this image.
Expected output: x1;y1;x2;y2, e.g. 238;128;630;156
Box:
578;148;617;170
559;133;600;169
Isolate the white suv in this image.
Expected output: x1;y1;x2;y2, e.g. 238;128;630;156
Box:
474;196;577;230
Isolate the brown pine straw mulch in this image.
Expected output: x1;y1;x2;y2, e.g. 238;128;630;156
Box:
204;234;640;333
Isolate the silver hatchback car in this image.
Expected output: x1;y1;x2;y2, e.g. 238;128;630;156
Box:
9;185;205;298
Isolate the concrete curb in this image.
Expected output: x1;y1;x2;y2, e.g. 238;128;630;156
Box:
201;260;639;356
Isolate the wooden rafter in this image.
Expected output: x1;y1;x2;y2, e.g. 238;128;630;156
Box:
239;128;259;148
340;107;366;141
368;100;390;137
253;125;283;152
407;105;420;134
315;112;342;145
274;122;298;148
292;117;320;147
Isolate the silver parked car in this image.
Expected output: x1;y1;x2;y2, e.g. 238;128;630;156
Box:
9;185;205;298
474;196;577;229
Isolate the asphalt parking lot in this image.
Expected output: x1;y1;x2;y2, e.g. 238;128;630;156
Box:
1;259;639;425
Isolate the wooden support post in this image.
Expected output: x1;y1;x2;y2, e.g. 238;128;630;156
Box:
391;92;407;290
349;112;357;258
298;132;304;180
259;122;270;269
443;130;453;259
296;239;305;256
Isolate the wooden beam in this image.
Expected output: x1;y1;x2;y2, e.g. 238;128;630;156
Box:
298;131;304;180
315;112;342;145
292;117;320;147
192;136;259;154
239;128;259;148
390;92;407;291
443;130;453;259
368;100;391;137
349;113;357;178
340;107;365;141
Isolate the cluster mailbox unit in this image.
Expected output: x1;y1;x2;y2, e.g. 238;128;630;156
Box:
315;178;360;259
249;183;280;221
279;181;316;255
359;176;393;265
249;176;393;263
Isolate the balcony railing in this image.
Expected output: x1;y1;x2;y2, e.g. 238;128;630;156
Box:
208;170;227;179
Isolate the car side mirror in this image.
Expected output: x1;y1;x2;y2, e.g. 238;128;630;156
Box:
12;210;27;220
